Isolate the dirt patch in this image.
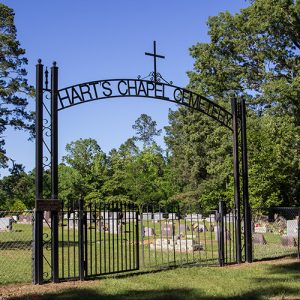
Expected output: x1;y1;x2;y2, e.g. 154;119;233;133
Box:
0;280;99;299
225;257;300;269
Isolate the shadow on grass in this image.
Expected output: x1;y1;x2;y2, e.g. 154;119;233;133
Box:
8;285;300;300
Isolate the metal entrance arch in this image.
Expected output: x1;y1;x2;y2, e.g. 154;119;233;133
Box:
33;45;251;284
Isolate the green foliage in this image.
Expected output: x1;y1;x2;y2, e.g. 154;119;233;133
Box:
1;0;300;211
132;113;162;147
0;4;33;170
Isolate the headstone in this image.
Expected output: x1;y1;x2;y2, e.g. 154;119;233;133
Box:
109;219;120;234
281;235;297;247
162;224;174;237
168;213;177;220
287;220;298;237
254;225;267;233
143;227;155;237
142;213;152;220
253;233;267;245
125;212;134;220
0;218;12;231
19;214;32;224
153;213;163;221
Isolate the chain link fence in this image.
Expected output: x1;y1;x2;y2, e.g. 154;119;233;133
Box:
252;207;300;261
0;211;33;285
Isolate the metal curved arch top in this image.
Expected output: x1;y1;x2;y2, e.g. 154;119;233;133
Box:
57;79;233;130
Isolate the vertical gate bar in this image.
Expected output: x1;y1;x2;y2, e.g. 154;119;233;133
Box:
112;202;115;272
184;210;188;263
108;203;111;273
89;202;92;275
103;203;107;273
196;209;201;263
153;205;157;266
94;200;97;275
78;198;85;280
34;59;44;284
146;206;150;266
218;201;225;267
129;203;132;269
73;204;76;278
120;203;123;271
131;204;135;269
178;205;182;265
159;205;163;266
51;62;59;282
140;207;145;268
99;202;102;274
116;202;119;272
190;205;194;263
172;205;176;265
67;203;70;278
124;203;127;270
135;204;139;270
209;214;213;262
231;98;242;264
240;98;252;263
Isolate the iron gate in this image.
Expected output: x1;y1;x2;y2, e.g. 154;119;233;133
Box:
58;200;139;281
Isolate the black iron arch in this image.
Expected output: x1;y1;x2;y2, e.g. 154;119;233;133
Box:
33;59;252;285
57;79;233;131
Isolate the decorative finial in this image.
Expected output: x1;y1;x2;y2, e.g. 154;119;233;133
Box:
38;58;42;64
53;61;57;67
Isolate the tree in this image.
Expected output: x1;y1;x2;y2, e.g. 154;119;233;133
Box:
61;138;107;203
165;0;300;209
132;114;162;147
188;0;300;123
0;4;33;170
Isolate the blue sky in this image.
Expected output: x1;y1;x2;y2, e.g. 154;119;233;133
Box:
1;0;248;176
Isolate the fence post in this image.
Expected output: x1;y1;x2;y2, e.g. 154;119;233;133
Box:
78;197;85;280
240;98;252;263
51;62;59;282
218;200;226;267
33;60;44;284
231;98;242;264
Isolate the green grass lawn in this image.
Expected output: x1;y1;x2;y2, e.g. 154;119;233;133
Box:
2;258;300;300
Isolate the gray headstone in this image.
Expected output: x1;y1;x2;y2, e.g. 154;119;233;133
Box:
281;235;297;247
287;220;298;237
142;213;152;220
253;233;267;245
162;224;174;237
143;227;155;237
19;214;32;224
0;218;12;231
109;219;120;234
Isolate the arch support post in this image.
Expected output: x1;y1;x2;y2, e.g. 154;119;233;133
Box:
33;60;44;284
51;62;59;282
231;98;242;264
240;99;252;263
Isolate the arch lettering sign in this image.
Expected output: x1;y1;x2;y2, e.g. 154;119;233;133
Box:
58;79;232;129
